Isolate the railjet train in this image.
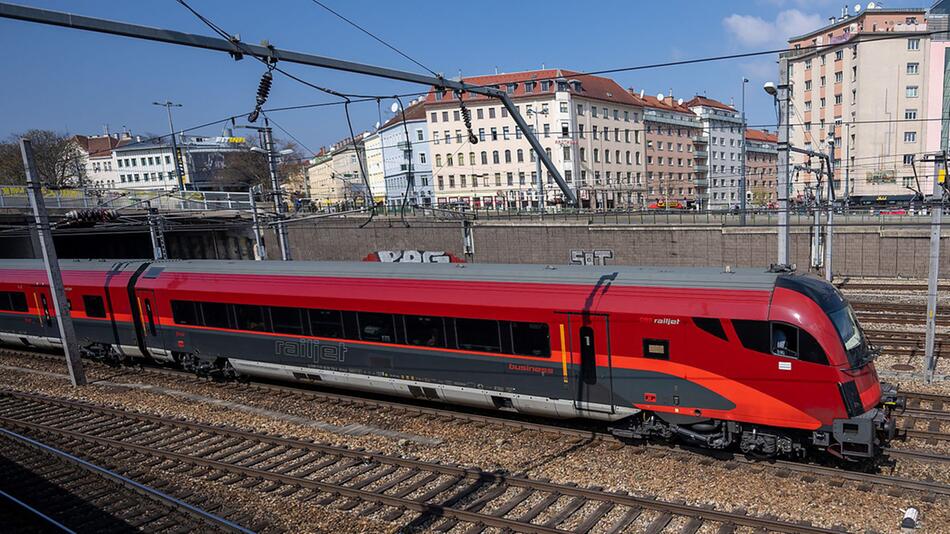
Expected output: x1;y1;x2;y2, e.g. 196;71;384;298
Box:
0;259;900;460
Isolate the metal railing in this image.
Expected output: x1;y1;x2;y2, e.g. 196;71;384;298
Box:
0;185;252;211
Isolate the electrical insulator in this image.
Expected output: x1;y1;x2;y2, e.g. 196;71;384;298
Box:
256;71;273;107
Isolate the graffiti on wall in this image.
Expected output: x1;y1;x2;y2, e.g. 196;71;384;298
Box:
570;249;614;266
363;250;466;263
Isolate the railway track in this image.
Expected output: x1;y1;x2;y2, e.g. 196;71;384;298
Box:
0;425;251;533
3;347;950;504
837;281;942;292
0;389;845;534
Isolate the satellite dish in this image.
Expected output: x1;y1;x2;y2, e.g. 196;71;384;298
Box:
657;92;665;101
854;3;861;12
677;98;684;105
867;1;875;9
849;23;857;32
390;102;400;113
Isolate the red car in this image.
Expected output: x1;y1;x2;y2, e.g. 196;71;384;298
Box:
0;259;897;460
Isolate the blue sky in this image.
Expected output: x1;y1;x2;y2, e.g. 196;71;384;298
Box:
0;0;921;155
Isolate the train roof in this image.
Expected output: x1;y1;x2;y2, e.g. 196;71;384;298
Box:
0;259;786;291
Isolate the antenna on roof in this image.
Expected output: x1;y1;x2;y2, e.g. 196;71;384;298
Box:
494;66;498;75
639;89;645;98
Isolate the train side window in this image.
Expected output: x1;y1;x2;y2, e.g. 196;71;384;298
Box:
0;291;28;312
456;318;502;353
201;302;232;329
771;323;799;358
309;309;343;338
144;299;156;336
83;295;106;318
579;326;596;383
511;322;550;356
171;300;199;325
732;320;771;354
404;315;446;347
40;294;52;326
270;306;305;335
799;330;829;365
358;312;396;343
643;338;670;360
692;317;727;341
234;304;268;332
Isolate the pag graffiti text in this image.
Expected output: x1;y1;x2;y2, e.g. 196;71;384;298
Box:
363;250;466;263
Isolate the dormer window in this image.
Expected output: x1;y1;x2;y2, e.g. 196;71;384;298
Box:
557;80;568;91
572;80;582;91
525;81;536;93
541;80;551;91
506;83;517;94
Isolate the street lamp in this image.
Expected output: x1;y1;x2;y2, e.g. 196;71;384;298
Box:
152;101;185;191
526;107;549;213
740;77;749;224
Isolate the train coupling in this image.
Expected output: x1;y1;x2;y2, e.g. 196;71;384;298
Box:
879;382;905;411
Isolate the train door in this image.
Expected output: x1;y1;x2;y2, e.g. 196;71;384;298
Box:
133;289;168;360
563;312;614;414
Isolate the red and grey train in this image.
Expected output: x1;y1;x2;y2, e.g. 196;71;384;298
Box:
0;258;899;460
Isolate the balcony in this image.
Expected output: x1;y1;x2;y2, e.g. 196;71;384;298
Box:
694;178;708;188
693;150;708;158
694;163;708;173
691;135;708;144
643;109;701;129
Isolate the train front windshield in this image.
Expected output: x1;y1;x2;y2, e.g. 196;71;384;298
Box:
828;305;870;369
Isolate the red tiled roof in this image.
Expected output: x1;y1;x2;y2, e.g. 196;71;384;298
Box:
685;95;737;112
634;92;694;114
380;99;426;130
72;135;129;158
745;128;778;143
424;69;643;107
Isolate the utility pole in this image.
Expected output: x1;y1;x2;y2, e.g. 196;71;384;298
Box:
20;138;86;386
923;151;947;383
248;184;266;260
824;125;835;282
263;118;291;261
740;77;749;225
144;200;167;260
770;55;792;266
153;101;185;191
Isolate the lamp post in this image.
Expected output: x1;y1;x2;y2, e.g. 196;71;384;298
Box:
527;107;549;213
152;101;185;191
740;77;749;225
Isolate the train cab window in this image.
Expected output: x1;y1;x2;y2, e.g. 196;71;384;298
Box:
692;317;727;341
171;301;199;325
404;315;446;347
455;318;502;353
82;295;106;318
771;323;799;358
358;312;396;343
201;302;232;329
511;322;550;356
798;330;829;365
234;304;268;332
732;320;771;353
270;306;305;335
0;291;28;312
309;309;343;338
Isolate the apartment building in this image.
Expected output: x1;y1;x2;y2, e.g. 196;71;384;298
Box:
307;134;370;206
70;132;132;188
687;96;744;210
744;129;779;206
638;92;705;208
377;100;434;208
112;133;248;191
424;69;645;209
364;132;385;204
787;5;934;200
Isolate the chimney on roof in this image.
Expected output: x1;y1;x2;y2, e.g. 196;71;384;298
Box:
120;131;132;140
494;66;498;75
103;124;110;137
135;135;142;142
639;89;645;98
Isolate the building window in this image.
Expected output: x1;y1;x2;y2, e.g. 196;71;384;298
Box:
904;131;917;143
430;112;438;123
504;150;512;163
563;146;571;161
906;86;919;98
908;38;920;50
492;151;500;164
903;154;915;165
907;62;919;75
576;103;584;115
905;109;918;120
517;149;524;163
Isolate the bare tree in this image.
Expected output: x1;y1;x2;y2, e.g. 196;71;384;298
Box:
0;130;83;186
211;137;305;192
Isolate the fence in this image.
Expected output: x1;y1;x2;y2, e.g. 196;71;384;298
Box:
0;185;252;211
